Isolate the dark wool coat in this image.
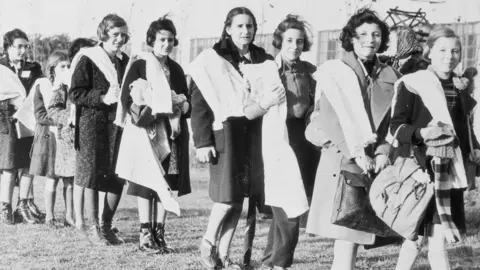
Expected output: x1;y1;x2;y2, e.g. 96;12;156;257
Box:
0;58;43;171
120;56;191;197
190;38;273;204
69;50;129;193
390;74;478;235
29;85;57;177
305;51;400;244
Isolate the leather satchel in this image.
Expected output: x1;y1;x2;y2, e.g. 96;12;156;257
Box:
331;170;398;237
369;124;434;241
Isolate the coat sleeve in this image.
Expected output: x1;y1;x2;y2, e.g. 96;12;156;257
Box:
172;61;192;119
34;85;55;126
190;79;214;148
306;92;353;160
69;56;104;108
390;82;424;145
121;59;156;128
244;97;267;120
47;88;69;126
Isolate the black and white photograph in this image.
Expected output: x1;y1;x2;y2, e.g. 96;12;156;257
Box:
0;0;479;269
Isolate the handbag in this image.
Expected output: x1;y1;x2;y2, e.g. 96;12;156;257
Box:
369;124;434;241
331;169;398;237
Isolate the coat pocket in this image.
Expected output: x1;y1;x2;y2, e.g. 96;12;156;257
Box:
213;129;225;153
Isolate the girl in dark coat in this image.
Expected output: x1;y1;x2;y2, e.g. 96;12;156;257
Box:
69;14;129;246
190;7;283;270
118;16;191;253
66;37;97;233
0;28;44;225
391;27;479;270
28;51;74;228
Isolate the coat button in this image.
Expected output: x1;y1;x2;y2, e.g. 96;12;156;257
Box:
347;179;351;184
333;174;336;177
44;134;49;138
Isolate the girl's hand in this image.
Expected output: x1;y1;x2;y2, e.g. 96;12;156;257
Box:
196;146;216;163
259;85;286;110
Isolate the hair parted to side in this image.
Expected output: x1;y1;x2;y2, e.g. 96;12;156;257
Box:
422;26;462;60
68;38;97;61
46;50;69;83
339;8;390;53
3;28;29;52
220;7;257;42
146;15;179;47
97;14;130;43
272;14;313;52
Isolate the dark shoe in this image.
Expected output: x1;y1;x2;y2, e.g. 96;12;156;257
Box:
0;203;13;225
153;223;176;253
218;256;241;270
139;228;160;253
45;219;58;229
64;218;75;227
14;200;39;224
199;238;217;269
88;225;110;246
101;221;124;245
27;199;46;221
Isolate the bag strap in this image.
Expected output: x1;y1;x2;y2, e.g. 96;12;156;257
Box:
467;113;475;153
386;124;408;158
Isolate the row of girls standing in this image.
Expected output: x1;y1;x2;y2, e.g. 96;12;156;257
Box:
0;29;44;225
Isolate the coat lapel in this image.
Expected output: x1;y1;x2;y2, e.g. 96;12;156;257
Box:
370;61;397;129
341;52;368;90
341;52;398;131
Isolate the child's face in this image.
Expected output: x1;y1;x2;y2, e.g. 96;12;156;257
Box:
280;28;304;62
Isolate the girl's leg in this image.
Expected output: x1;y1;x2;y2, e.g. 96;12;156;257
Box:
73;184;86;230
100;189;124;245
217;203;243;268
62;177;75;226
44;177;59;226
199;202;235;268
152;199;175;253
331;239;360;270
138;197;157;252
395;237;424;270
85;187;108;245
0;170;16;224
427;224;451;270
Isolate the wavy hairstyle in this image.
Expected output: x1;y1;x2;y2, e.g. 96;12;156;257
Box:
97;14;130;43
146;15;179;47
339;8;390;53
3;28;29;52
272;14;313;52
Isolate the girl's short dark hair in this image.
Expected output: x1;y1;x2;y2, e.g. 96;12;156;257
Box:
3;28;29;52
146;15;179;47
97;14;130;43
339;8;390;53
272;14;312;52
220;7;257;43
68;38;97;61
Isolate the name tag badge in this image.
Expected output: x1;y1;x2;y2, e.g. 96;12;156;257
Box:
20;70;31;78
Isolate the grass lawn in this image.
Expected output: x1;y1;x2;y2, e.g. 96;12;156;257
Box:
0;167;479;269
